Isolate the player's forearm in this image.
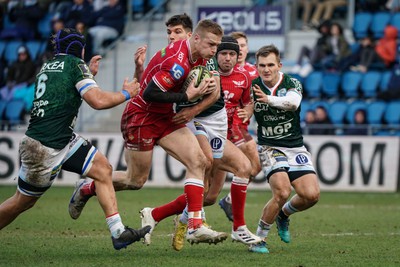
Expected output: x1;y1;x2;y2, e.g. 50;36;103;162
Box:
266;90;301;111
188;86;220;115
88;90;130;110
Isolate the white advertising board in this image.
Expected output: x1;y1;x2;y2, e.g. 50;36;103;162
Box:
0;133;398;192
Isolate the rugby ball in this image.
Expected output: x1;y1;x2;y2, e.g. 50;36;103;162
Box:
181;65;212;95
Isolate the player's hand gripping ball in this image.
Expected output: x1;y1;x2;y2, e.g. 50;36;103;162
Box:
181;65;212;104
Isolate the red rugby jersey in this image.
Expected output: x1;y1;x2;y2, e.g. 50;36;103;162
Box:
220;68;252;128
131;40;207;114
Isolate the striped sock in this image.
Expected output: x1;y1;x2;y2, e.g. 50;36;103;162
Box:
256;219;272;239
282;200;299;216
106;213;125;238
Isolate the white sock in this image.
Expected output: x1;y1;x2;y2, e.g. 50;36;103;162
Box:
106;213;125;238
201;208;206;221
180;206;189;224
256;219;272;239
225;192;232;204
283;201;299;216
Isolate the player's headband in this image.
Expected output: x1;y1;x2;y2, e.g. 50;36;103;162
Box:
217;36;239;56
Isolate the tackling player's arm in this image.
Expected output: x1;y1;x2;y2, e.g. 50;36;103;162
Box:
253;84;301;111
83;78;140;110
133;45;147;82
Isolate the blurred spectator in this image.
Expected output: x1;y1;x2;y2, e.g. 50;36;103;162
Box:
298;0;321;31
356;0;386;12
309;105;335;135
374;25;398;68
53;0;93;28
88;0;126;55
344;109;369;135
339;35;376;73
0;45;36;101
310;0;347;27
291;20;331;77
385;0;400;12
0;0;46;40
42;18;66;56
75;21;93;62
301;109;316;134
346;26;397;73
378;64;400;100
321;22;351;71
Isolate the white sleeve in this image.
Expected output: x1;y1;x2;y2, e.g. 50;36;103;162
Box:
76;78;98;96
267;89;302;111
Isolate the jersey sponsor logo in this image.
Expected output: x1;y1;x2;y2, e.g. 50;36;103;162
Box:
194;121;206;132
262;122;292;136
277;88;287;97
223;90;234;102
177;52;184;62
78;63;93;79
249;70;257;76
254;102;269;112
211;137;223;150
295;153;309;164
40;61;65;72
232;80;245;87
161;47;166;57
163;76;173;86
170;63;185;80
272;149;286;161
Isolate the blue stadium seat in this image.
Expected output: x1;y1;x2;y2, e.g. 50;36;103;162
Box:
370;12;391;39
0;41;6;60
390;12;400;32
346;100;367;124
367;101;386;125
4;40;24;64
379;70;392;92
132;0;144;13
329;100;348;125
341;71;363;98
0;99;7;120
384;101;400;126
4;99;26;126
304;71;323;98
300;100;310;122
360;71;381;98
352;12;373;39
25;40;43;61
37;13;54;40
321;72;341;98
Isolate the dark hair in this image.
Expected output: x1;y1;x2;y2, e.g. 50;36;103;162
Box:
255;44;280;63
53;28;86;59
330;22;344;35
165;13;193;33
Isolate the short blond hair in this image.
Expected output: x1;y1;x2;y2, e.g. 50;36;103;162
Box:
230;31;248;43
194;19;224;37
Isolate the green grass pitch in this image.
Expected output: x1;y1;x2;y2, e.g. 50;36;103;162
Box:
1;186;399;267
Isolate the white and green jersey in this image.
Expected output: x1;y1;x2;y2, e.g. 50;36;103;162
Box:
26;54;96;149
252;72;303;148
